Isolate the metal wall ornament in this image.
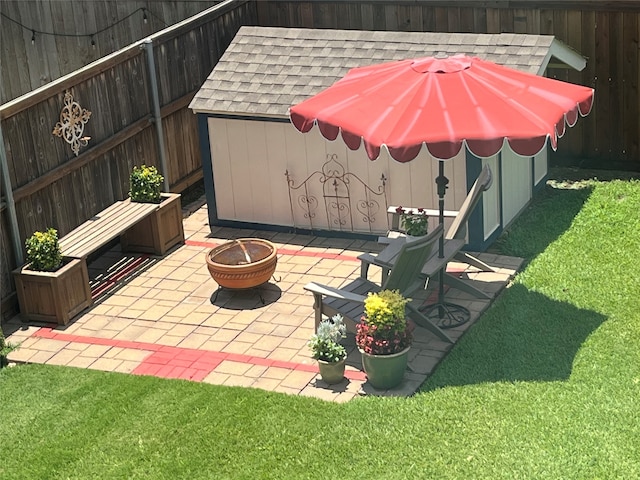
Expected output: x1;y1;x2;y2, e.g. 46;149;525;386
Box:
285;154;388;233
52;91;92;156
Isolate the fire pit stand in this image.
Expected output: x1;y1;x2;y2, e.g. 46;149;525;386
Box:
206;238;278;304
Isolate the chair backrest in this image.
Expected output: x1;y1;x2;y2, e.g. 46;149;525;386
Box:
382;224;443;296
446;164;492;240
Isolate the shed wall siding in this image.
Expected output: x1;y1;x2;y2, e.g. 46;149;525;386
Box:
482;155;501;241
209;117;469;233
501;148;533;226
534;149;548;186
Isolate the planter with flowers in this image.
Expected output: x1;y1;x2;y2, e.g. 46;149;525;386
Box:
120;165;184;255
13;228;92;325
356;289;412;389
395;206;429;241
309;314;347;384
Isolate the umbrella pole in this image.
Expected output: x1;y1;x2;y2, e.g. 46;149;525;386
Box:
419;161;470;329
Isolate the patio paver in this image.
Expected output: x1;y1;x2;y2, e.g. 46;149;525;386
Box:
3;196;523;401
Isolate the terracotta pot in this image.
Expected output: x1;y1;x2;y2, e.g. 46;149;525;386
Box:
206;238;277;289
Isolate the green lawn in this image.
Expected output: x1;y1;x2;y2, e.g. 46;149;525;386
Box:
2;173;640;479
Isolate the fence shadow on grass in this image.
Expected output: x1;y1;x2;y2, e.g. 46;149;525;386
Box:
420;283;606;391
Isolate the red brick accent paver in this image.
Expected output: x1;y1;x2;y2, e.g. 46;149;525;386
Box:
29;328;367;382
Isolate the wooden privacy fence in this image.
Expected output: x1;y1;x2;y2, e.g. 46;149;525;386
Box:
256;0;640;172
0;1;221;104
0;0;256;314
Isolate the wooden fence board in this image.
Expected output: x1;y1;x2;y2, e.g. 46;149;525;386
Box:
580;10;597;159
371;3;386;30
435;7;448;31
1;210;16;306
609;11;625;159
565;9;584;156
447;7;460;32
336;2;352;30
459;7;474;32
300;2;314;27
622;13;639;160
594;10;612;159
486;8;501;33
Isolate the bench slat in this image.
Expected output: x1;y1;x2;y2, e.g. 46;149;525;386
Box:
60;200;158;259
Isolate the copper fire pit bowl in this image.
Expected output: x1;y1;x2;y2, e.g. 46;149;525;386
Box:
206;238;277;290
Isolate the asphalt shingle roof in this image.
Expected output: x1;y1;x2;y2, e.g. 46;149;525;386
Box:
189;26;556;117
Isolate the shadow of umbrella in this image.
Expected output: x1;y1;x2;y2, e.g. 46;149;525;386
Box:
420;283;606;391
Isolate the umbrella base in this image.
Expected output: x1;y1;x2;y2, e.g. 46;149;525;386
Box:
419;301;470;329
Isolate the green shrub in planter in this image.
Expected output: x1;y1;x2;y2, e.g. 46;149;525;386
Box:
129;165;164;203
25;228;63;272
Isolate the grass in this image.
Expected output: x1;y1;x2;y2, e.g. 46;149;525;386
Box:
2;171;640;479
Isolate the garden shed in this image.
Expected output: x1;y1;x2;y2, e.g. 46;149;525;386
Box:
189;26;587;250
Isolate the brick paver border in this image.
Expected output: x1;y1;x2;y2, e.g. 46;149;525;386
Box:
32;328;367;382
185;239;362;262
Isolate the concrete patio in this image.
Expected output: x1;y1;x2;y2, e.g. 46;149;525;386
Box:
4;197;523;402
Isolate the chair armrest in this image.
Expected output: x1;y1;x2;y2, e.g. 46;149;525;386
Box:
358;252;393;281
303;282;367;304
358;252;392;269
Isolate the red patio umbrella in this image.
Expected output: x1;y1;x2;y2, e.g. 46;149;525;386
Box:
290;54;594;162
289;54;594;328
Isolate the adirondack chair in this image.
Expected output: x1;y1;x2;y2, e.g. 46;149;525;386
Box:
361;164;494;300
304;223;453;344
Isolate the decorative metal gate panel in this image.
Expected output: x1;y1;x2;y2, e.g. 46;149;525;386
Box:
285;154;388;233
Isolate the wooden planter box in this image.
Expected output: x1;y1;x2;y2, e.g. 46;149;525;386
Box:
120;193;185;256
13;258;92;325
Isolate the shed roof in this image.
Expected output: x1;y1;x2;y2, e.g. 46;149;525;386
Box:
189;26;586;118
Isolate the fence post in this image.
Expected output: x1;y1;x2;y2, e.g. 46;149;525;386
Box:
143;38;170;192
0;124;23;265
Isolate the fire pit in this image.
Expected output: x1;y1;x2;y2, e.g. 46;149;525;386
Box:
206;238;277;290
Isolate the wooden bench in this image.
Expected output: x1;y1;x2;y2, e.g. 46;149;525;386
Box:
14;193;185;325
59;193;184;260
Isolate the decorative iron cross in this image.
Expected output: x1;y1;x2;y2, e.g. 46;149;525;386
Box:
52;91;92;156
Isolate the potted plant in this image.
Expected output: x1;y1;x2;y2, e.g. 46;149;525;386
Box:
356;289;412;389
13;228;92;325
120;165;185;255
308;314;347;384
395;206;429;240
129;164;163;203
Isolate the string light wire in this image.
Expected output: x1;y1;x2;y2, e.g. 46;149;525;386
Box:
0;6;167;45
